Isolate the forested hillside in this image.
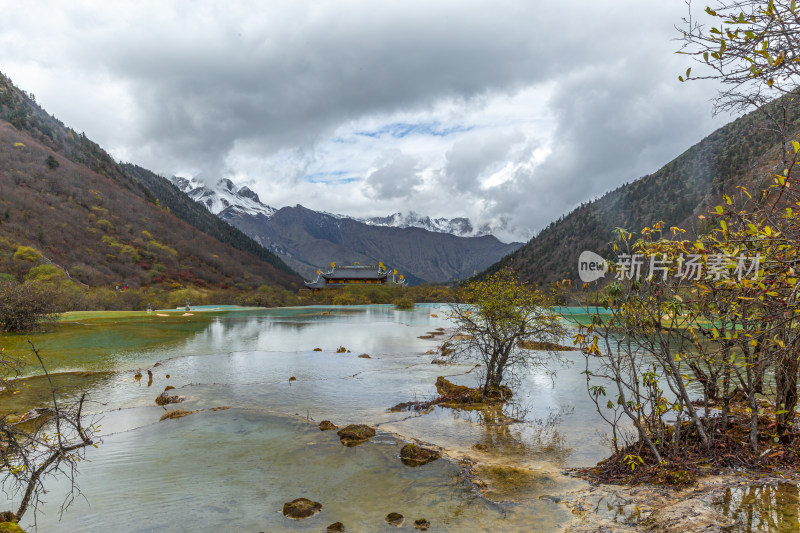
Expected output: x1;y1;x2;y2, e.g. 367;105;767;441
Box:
0;72;299;290
487;97;799;285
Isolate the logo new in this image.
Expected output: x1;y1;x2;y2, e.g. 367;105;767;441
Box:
578;251;607;283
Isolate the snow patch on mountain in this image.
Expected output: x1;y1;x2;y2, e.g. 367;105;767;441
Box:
358;212;505;238
168;176;277;217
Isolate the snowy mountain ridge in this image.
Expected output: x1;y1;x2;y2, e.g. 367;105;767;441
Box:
168;176;502;238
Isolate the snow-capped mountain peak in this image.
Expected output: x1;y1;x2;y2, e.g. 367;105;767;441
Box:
358;211;503;238
168;176;276;218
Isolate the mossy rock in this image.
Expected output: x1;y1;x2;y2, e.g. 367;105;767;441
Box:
435;376;511;405
155;392;183;406
319;420;338;431
326;522;345;532
282;497;322;519
385;512;404;527
400;444;441;466
336;424;376;446
0;523;26;533
414;518;431;530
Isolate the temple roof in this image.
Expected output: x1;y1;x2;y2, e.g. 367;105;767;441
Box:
323;265;386;279
304;263;405;288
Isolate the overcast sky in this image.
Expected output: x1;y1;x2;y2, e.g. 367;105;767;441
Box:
0;1;732;242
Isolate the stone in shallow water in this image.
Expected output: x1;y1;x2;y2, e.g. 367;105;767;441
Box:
326;522;345;532
282;497;322;519
400;444;441;466
414;518;431;530
319;420;338;431
385;512;404;527
336;424;376;446
357;353;371;359
154;391;183;406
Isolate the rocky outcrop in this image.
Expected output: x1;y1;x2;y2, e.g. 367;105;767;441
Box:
336;424;376;446
399;444;441;467
282;498;322;519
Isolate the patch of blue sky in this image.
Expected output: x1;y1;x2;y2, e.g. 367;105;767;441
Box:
355;121;475;139
305;170;361;184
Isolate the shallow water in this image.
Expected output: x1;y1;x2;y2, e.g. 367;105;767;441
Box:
712;482;800;532
0;304;613;531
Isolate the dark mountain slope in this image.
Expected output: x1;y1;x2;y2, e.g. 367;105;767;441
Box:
487;98;798;285
221;205;522;284
121;163;294;275
0;74;299;289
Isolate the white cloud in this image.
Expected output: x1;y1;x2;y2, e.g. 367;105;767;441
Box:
0;0;733;241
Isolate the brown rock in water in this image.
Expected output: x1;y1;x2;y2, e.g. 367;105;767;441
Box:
472;443;489;451
313;347;323;351
289;376;297;382
417;334;434;339
282;497;322;519
430;359;449;365
326;522;345;532
358;353;371;359
414;518;431;530
155;392;183;406
164;385;175;391
385;512;404;527
400;444;441;466
319;420;338;431
336;424;376;446
336;346;347;353
166;374;170;379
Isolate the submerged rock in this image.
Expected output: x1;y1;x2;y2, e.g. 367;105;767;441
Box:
282;497;322;519
336;424;376;446
164;385;175;392
155;392;183;406
319;420;338;431
400;444;441;466
313;348;322;351
414;518;431;530
326;522;345;532
417;334;434;339
289;376;297;382
385;512;404;527
357;353;371;359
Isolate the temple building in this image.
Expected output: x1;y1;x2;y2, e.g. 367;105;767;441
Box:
304;262;406;290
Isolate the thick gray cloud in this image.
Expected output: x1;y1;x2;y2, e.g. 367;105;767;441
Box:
0;1;732;241
366;151;422;199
